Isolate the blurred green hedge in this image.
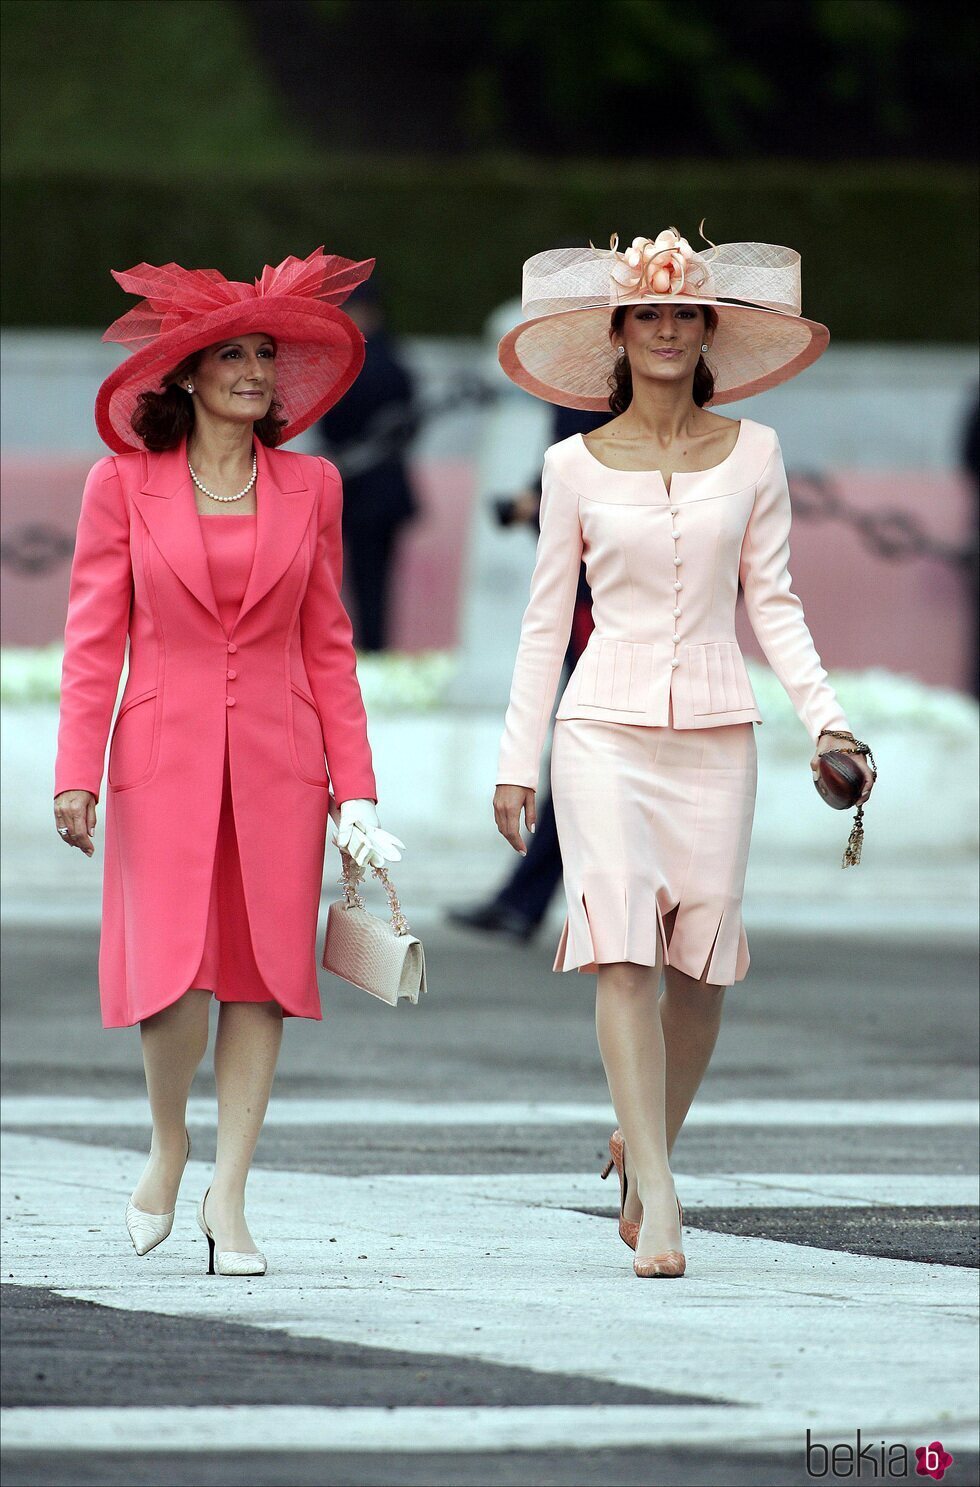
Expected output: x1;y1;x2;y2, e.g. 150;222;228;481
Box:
2;160;976;339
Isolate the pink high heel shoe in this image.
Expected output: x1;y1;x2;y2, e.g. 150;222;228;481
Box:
633;1175;686;1278
600;1128;683;1252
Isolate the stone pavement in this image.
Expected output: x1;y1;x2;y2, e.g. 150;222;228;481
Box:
1;923;978;1486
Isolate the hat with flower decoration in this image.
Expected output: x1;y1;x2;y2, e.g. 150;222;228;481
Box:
497;224;829;410
94;247;375;453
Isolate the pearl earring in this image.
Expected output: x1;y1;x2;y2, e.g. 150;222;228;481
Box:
186;383;194;392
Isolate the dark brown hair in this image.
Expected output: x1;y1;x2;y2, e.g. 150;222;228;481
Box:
607;304;719;414
131;347;288;451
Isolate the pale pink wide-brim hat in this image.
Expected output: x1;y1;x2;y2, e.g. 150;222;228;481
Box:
95;247;375;453
497;229;830;410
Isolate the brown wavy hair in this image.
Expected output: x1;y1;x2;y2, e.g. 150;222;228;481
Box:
130;347;288;451
607;305;719;415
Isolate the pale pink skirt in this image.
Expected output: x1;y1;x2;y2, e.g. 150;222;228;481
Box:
550;711;757;985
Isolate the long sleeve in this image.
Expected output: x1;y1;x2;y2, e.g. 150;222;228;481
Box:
739;436;851;744
496;453;584;788
54;457;132;801
300;458;378;804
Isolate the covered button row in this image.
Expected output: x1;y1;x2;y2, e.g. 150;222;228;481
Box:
669;505;682;666
227;641;239;704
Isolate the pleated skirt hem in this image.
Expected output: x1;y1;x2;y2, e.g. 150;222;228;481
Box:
552;888;751;984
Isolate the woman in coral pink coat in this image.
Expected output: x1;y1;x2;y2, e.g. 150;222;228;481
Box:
495;229;877;1279
53;249;404;1275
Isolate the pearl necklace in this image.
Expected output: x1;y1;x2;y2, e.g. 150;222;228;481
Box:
188;453;257;503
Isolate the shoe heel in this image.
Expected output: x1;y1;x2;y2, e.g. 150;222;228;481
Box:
197;1186;216;1274
599;1157;614;1180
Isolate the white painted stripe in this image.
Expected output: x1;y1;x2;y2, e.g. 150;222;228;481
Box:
462;1172;980;1210
2;1096;977;1129
3;1405;979;1455
2;1130;977;1209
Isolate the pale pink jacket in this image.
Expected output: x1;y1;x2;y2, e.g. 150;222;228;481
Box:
497;418;851;788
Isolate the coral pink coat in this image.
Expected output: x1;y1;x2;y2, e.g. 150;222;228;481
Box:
497;418;852;788
54;436;378;1027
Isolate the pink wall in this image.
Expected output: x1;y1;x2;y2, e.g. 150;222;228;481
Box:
736;470;976;693
1;454;975;692
0;455;475;655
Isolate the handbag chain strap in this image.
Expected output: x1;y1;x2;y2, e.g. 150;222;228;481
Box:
338;849;412;936
817;729;878;869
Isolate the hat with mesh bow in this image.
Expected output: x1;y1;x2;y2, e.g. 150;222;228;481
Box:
95;247;375;453
497;226;829;410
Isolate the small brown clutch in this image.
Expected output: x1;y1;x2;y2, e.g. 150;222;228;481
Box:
813;731;877;867
814;750;865;810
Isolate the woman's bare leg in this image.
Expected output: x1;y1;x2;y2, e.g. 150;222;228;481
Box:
660;965;727;1158
204;999;284;1253
595;959;682;1257
131;988;211;1212
618;967;727;1219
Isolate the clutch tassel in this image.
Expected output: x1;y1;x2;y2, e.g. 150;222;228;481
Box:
842;803;865;868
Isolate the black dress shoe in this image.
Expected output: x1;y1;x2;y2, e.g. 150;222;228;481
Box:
446;902;539;943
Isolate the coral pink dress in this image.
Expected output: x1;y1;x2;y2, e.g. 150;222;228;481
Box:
193;513;284;1012
56;443;377;1028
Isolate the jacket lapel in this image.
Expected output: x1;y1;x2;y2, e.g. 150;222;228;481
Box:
233;439;316;632
132;437;317;633
133;438;222;626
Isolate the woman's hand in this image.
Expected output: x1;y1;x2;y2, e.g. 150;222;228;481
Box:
494;784;536;856
53;790;97;856
333;798;406;869
810;733;876;805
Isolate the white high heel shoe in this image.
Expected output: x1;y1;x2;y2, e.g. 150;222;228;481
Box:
125;1130;191;1256
197;1186;267;1277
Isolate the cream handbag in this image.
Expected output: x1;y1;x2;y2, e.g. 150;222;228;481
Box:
321;848;427;1006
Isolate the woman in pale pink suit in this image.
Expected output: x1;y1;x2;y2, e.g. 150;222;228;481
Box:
495;229;876;1277
53;249;404;1275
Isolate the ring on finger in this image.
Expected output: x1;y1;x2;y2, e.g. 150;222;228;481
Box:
58;825;72;838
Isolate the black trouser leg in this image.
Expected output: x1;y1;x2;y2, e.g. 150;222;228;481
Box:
345;520;400;652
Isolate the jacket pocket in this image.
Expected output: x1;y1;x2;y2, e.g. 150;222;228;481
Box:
288;683;329;787
573;638;652;712
686;641;758;716
108;688;159;790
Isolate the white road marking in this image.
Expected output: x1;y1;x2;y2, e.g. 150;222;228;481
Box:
2;1133;976;1454
1;1128;977;1210
435;1172;980;1209
2;1096;977;1128
2;1404;978;1455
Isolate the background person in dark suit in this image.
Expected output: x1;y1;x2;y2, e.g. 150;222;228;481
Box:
449;404;608;942
313;280;419;651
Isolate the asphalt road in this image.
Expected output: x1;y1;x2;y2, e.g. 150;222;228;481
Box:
1;920;978;1487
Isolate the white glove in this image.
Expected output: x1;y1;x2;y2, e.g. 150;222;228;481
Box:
332;798;406;870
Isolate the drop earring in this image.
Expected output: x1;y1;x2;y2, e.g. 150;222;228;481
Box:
186;383;194;392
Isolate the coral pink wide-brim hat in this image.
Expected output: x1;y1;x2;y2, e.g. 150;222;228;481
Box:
95;248;374;453
498;228;830;410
